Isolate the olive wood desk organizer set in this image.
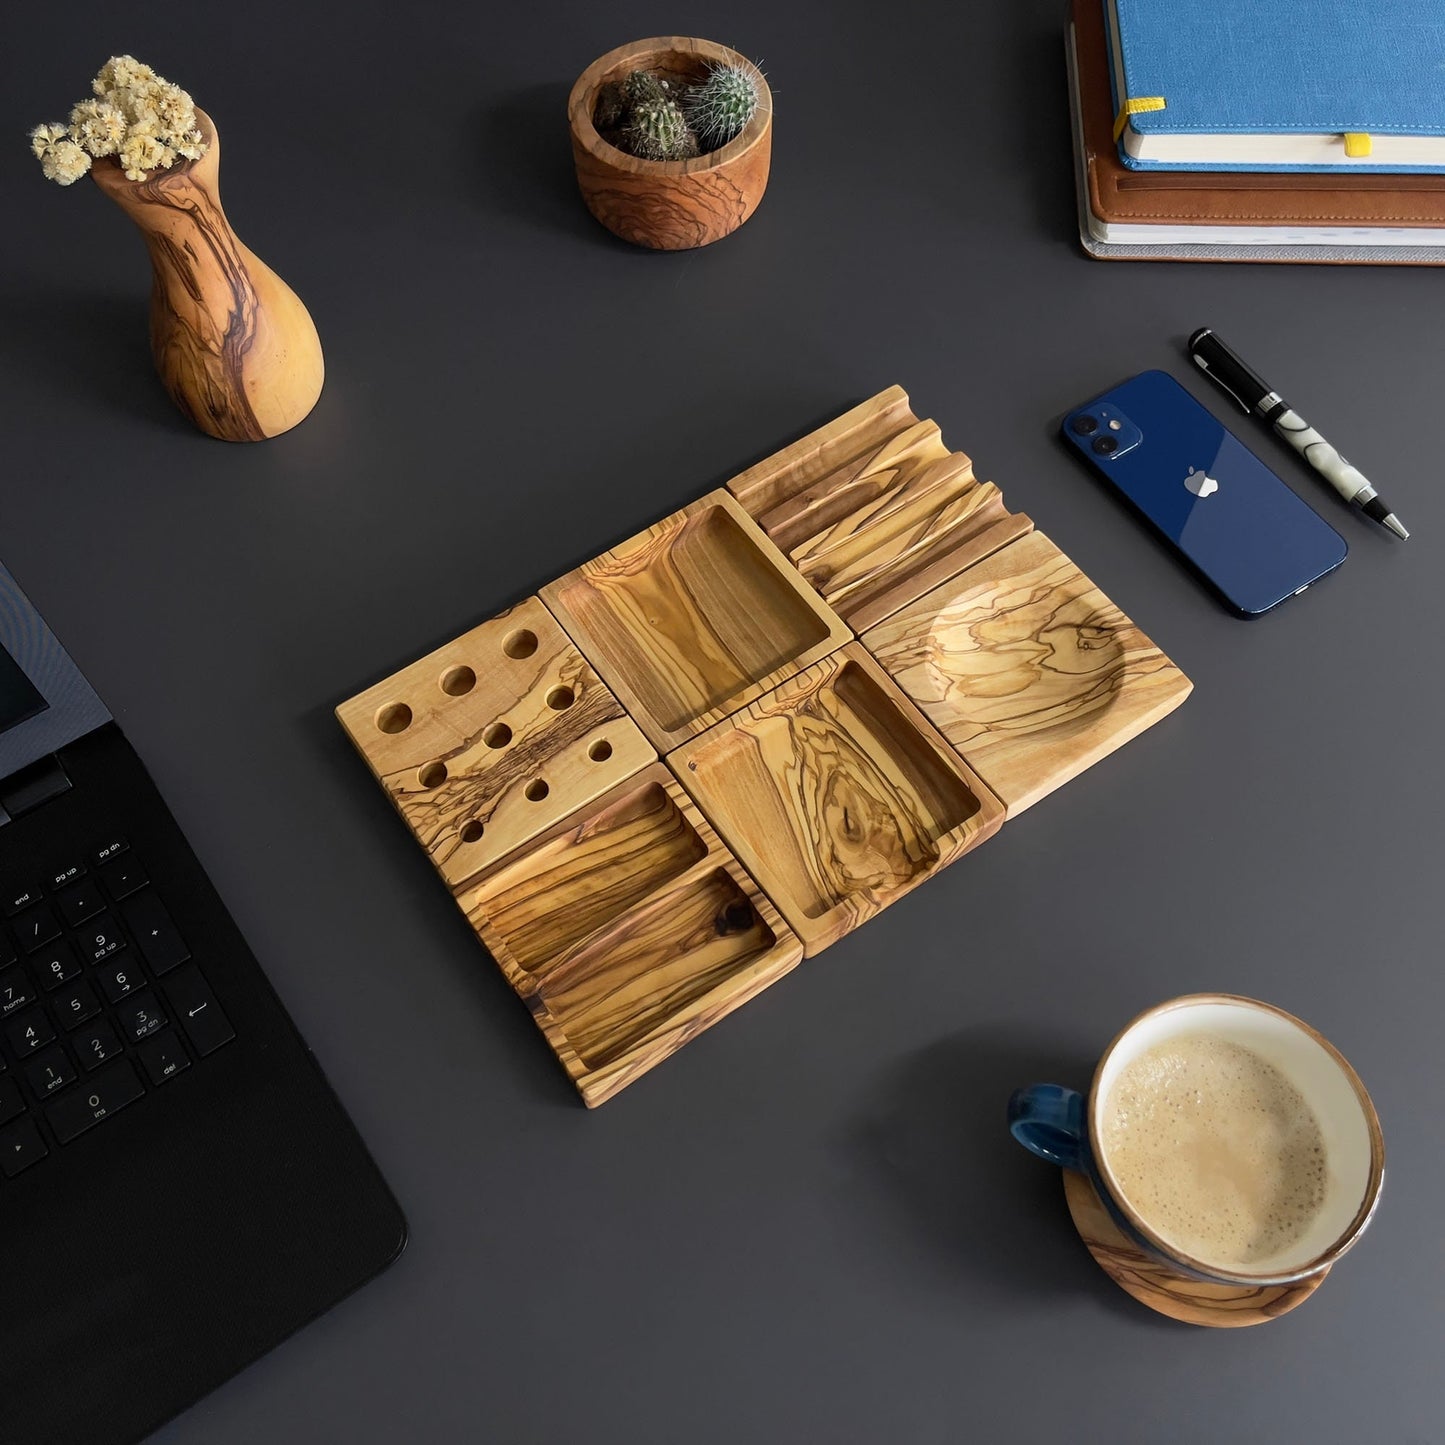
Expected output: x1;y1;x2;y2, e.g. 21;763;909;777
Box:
338;387;1192;1105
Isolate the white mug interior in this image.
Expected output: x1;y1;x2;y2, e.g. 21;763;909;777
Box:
1090;996;1380;1281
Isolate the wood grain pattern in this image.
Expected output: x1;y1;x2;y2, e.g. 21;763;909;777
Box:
460;764;802;1106
862;531;1192;814
88;110;323;442
727;387;1032;631
670;643;1004;955
335;595;655;887
542;490;852;751
1063;1169;1326;1327
568;38;772;250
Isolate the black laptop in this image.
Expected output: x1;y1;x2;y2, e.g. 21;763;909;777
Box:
0;561;406;1445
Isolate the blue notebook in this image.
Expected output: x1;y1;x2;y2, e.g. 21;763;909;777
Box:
1107;0;1445;172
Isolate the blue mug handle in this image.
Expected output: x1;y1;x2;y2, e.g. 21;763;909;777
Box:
1008;1084;1088;1171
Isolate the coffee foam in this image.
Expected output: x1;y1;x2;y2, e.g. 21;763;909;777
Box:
1100;1033;1329;1270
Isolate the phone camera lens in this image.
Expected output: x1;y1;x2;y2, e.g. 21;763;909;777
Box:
1092;435;1118;456
1071;415;1099;436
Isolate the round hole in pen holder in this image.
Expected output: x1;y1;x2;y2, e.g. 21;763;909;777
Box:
375;702;412;734
483;722;512;749
525;779;549;802
546;686;575;711
418;761;448;789
460;820;485;843
441;665;476;697
588;739;613;762
503;629;538;659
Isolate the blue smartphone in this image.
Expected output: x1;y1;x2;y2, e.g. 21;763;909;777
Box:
1061;370;1347;617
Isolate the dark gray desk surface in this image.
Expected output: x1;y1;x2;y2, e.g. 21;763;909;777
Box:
4;3;1442;1441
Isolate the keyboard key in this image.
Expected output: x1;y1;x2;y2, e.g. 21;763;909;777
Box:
3;1010;54;1057
35;942;80;992
95;960;144;1005
99;853;148;902
0;974;32;1017
23;1047;76;1099
14;904;60;953
1;882;46;917
55;879;104;928
0;1076;24;1126
136;1032;189;1086
53;980;101;1030
0;929;15;971
46;1059;144;1144
78;912;126;964
115;991;166;1043
92;836;128;865
121;892;189;975
0;1117;47;1175
74;1020;124;1071
166;966;234;1057
48;861;86;890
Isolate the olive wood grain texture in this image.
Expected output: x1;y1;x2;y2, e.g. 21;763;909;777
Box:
542;490;852;751
862;531;1191;815
1063;1170;1326;1326
568;37;772;250
459;764;802;1106
669;643;1004;956
335;596;654;888
727;387;1032;631
88;110;323;441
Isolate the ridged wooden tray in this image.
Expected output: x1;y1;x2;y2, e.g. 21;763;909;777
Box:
338;387;1191;1104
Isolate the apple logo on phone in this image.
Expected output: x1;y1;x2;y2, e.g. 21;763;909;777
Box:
1185;466;1219;497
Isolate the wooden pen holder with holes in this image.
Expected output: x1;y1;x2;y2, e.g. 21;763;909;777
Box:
338;387;1192;1105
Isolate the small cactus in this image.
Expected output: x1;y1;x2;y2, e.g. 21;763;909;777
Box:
683;61;760;152
623;70;667;106
625;97;699;160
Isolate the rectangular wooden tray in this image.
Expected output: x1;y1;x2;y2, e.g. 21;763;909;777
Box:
668;644;1005;956
334;595;655;887
861;531;1194;814
543;490;851;751
726;387;1034;631
456;764;802;1105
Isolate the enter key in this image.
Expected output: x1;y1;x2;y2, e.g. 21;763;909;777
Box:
164;964;235;1058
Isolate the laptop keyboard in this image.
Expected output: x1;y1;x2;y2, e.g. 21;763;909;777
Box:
0;837;234;1178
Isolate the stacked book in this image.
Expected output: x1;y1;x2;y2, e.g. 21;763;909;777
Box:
1068;0;1445;263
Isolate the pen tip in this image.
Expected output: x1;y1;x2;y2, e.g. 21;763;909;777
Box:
1384;514;1410;540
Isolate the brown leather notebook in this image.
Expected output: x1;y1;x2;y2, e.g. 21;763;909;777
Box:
1073;0;1445;227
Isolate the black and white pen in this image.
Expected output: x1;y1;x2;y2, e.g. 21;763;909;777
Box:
1187;327;1409;540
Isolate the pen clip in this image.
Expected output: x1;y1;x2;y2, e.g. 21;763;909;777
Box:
1191;353;1252;415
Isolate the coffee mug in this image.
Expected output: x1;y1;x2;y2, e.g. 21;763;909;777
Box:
1009;994;1384;1286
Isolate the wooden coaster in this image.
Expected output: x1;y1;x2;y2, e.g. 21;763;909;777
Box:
1062;1169;1327;1327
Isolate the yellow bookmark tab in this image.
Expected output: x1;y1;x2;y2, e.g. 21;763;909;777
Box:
1344;132;1373;157
1113;96;1166;142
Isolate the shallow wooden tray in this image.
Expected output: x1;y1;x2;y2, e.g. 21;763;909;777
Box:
727;387;1033;631
861;531;1192;815
335;596;655;886
457;764;802;1105
543;490;851;751
669;643;1005;956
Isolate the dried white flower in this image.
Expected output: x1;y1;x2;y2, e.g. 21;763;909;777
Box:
68;98;127;157
29;122;66;159
118;131;173;181
92;55;157;100
40;138;92;185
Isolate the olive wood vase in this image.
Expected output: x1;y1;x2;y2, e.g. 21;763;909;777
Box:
89;109;324;442
568;37;772;250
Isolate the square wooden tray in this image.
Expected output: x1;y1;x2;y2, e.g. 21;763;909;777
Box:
456;764;802;1105
668;643;1005;956
861;531;1194;814
334;595;655;887
542;490;851;751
